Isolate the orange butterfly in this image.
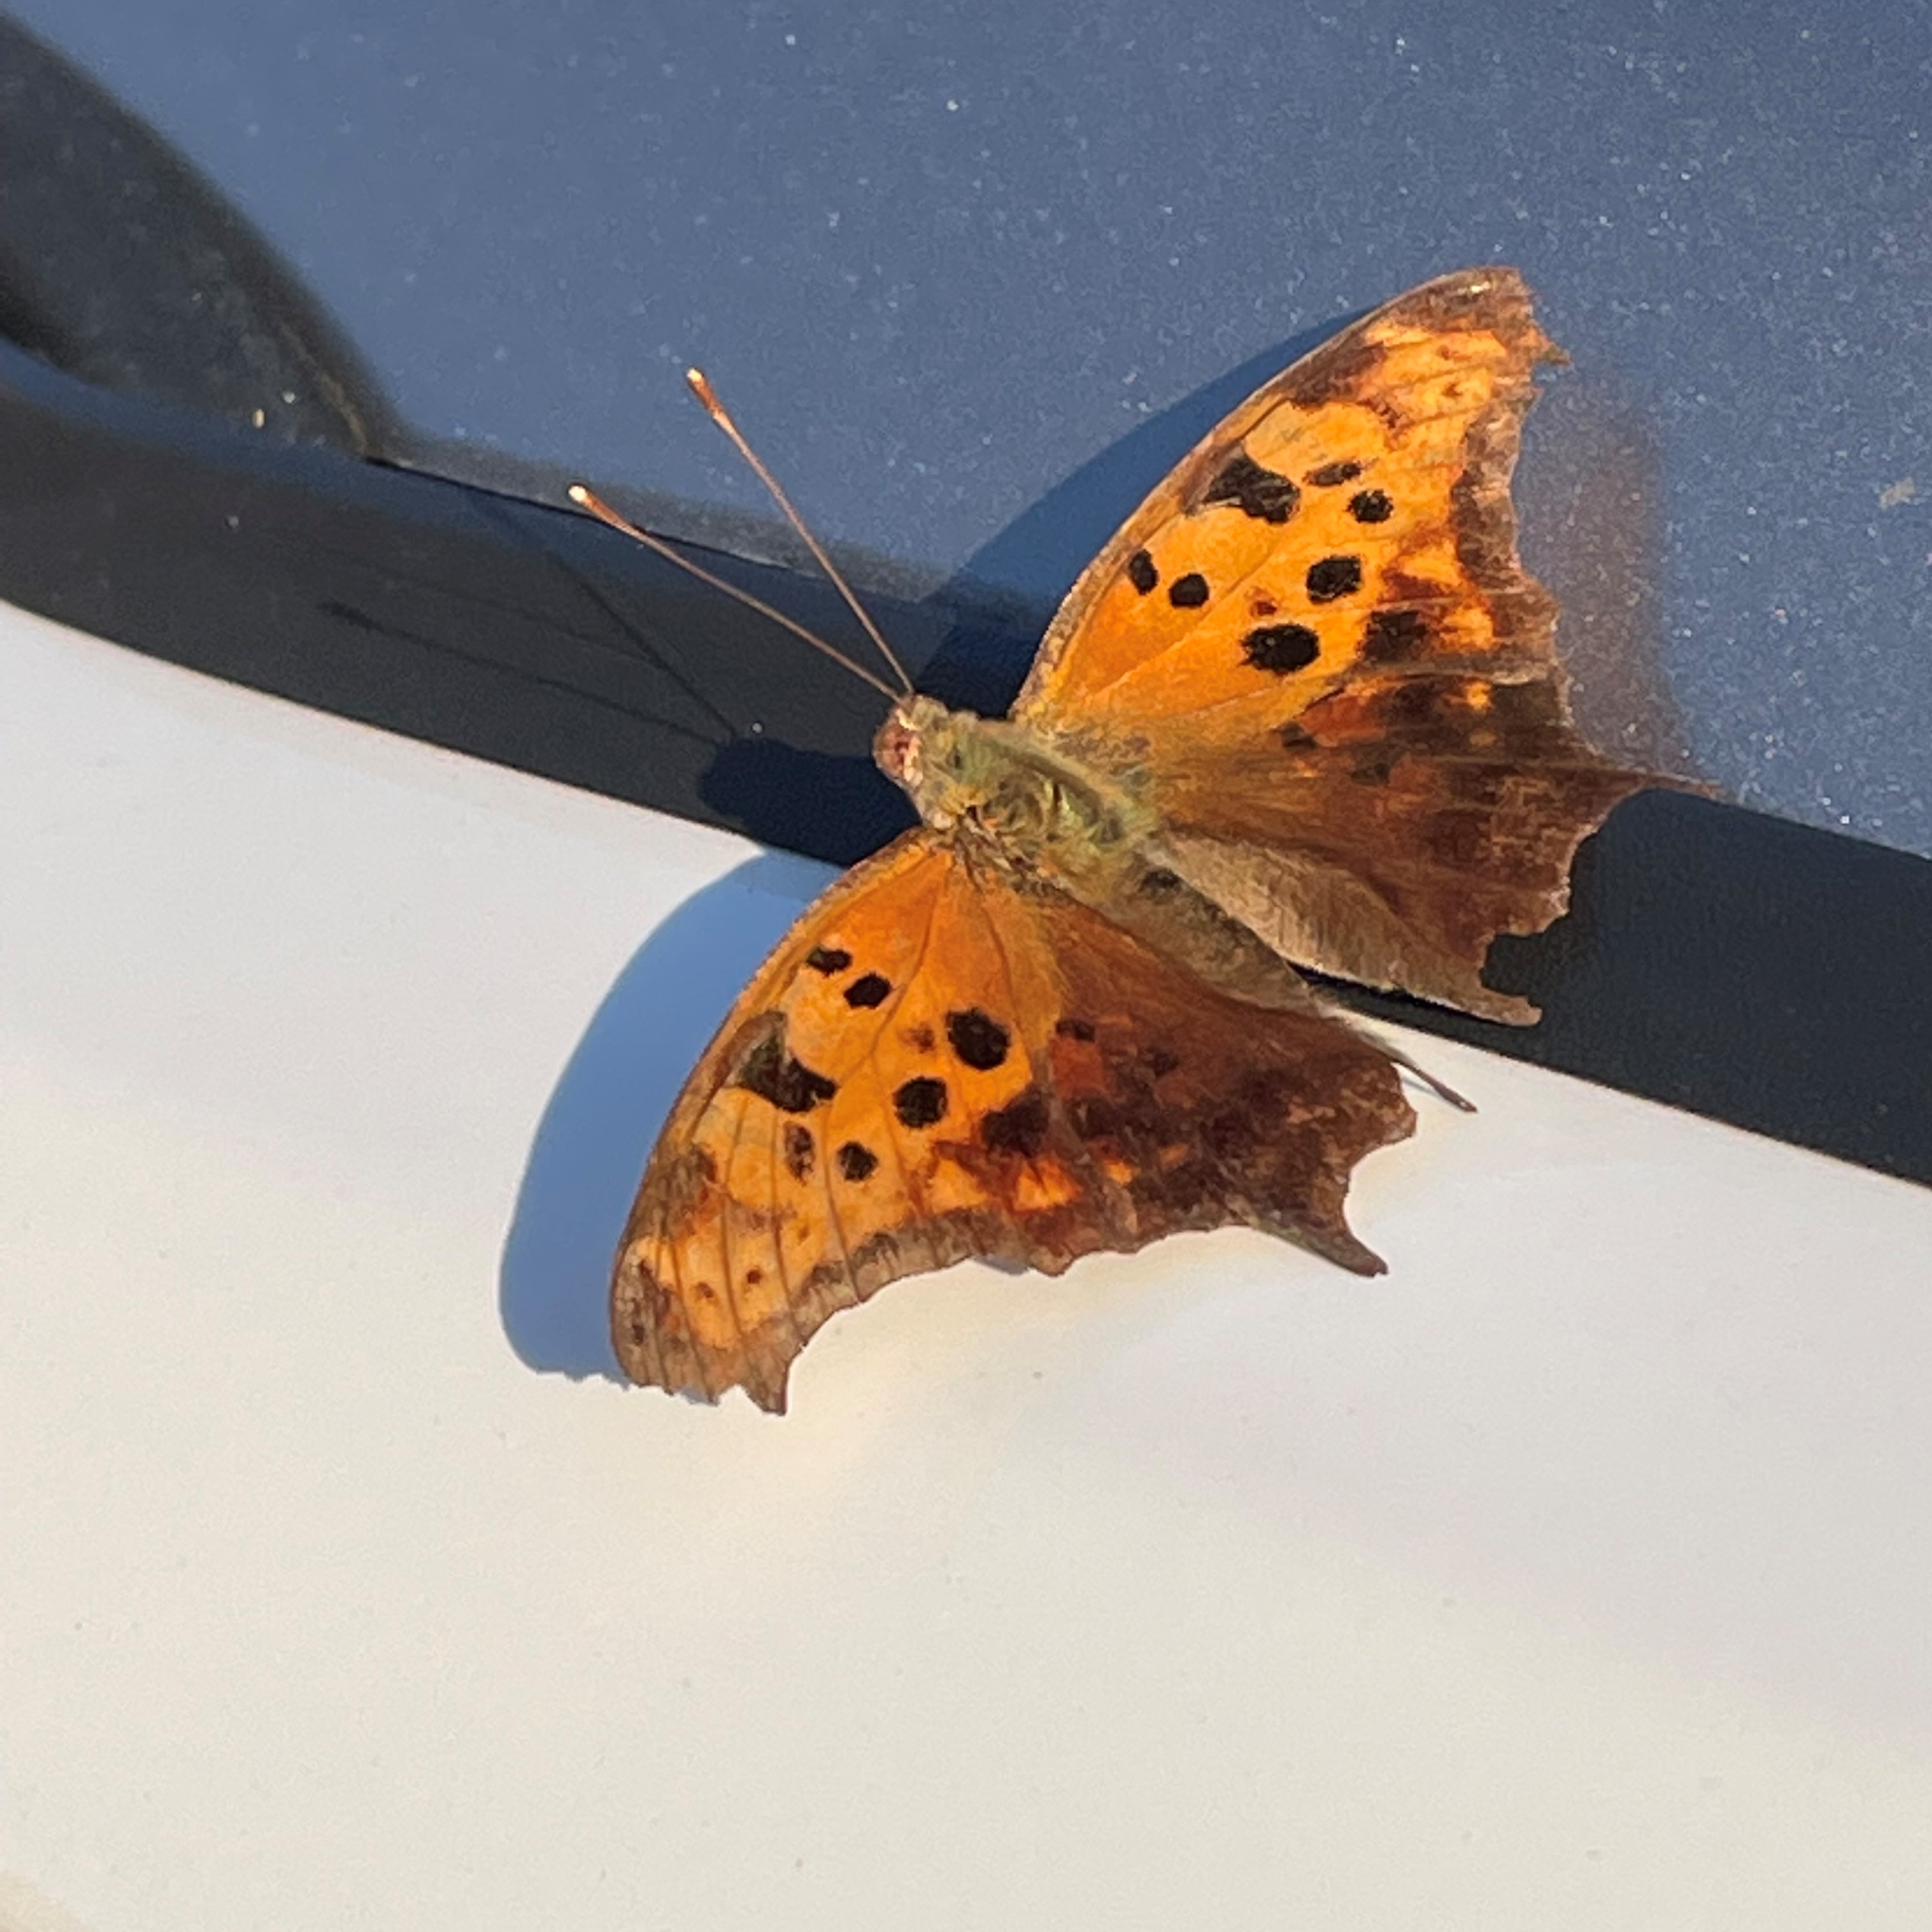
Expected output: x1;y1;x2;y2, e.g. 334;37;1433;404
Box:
578;268;1652;1412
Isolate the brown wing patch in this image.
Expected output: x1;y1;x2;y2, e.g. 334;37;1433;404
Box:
1018;891;1414;1274
612;838;1414;1411
1143;659;1652;1022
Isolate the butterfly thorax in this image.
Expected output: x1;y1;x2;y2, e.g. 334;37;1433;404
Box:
877;694;1345;1018
875;696;1153;891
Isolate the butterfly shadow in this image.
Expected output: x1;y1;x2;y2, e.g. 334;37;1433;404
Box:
498;849;827;1379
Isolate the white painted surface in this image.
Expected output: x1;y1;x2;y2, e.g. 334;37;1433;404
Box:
4;602;1929;1932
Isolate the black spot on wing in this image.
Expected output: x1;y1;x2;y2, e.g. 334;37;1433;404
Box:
1361;607;1429;664
1307;459;1362;486
1168;572;1209;609
946;1008;1011;1071
1306;555;1363;603
733;1026;837;1113
981;1090;1050;1159
806;946;852;974
893;1077;949;1130
1127;549;1159;595
1243;623;1321;674
1202;451;1300;524
1054;1016;1096;1041
844;972;891;1008
783;1123;815;1181
1349;488;1393;523
836;1141;878;1182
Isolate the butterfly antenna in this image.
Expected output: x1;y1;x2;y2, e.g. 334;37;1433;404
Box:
686;367;917;698
566;484;903;704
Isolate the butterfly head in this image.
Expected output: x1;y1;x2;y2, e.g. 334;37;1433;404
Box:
873;694;988;831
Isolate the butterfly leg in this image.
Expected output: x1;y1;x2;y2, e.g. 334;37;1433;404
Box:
1367;1032;1476;1113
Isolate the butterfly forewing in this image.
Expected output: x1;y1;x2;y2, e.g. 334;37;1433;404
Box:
1015;268;1560;740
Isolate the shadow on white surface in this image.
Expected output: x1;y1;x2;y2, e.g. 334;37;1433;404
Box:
12;606;1932;1932
498;850;825;1377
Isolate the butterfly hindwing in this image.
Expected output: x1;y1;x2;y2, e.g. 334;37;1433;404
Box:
612;835;1414;1411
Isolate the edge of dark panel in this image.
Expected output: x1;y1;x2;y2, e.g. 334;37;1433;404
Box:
3;338;1928;1193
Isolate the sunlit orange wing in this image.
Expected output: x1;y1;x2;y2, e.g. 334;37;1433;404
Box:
612;832;1413;1411
1012;266;1652;1019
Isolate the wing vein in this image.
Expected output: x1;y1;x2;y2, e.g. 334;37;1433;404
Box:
714;1096;756;1390
860;874;949;1278
968;856;1135;1252
764;1097;809;1372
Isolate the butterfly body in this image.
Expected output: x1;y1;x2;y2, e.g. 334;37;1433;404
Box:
610;268;1660;1411
877;694;1347;1025
875;695;1153;880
